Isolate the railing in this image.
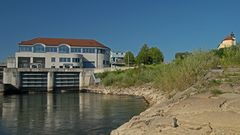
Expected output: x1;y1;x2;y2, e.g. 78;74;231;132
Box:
93;67;134;73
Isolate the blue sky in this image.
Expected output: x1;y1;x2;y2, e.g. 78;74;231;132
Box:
0;0;240;62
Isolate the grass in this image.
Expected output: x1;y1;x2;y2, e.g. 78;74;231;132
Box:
211;89;223;96
97;51;219;92
213;45;240;66
208;79;222;86
97;46;240;93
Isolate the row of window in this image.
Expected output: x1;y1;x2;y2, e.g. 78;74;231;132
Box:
19;45;107;54
51;57;81;63
82;48;95;53
59;58;71;62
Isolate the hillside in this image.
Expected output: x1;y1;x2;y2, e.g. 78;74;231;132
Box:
90;46;240;134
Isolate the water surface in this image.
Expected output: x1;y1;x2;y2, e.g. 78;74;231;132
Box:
0;93;148;135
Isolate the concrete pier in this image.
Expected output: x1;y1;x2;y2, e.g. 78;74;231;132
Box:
47;72;54;92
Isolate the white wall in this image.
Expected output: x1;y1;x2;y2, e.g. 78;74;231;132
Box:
16;52;83;68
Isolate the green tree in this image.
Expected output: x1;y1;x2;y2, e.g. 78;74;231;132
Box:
148;47;164;64
124;51;135;66
136;44;149;65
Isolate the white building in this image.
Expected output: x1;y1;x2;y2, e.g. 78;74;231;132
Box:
13;38;110;69
110;51;126;66
218;33;237;49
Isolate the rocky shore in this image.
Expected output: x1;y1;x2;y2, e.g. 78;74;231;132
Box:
87;68;240;135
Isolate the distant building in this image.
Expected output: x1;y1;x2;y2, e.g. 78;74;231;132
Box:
13;38;110;69
110;51;126;66
218;33;236;49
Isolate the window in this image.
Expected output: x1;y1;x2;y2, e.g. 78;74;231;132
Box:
67;58;71;62
98;49;105;54
71;48;81;53
51;57;55;62
83;61;95;68
51;66;55;68
19;46;32;52
46;47;57;52
33;44;45;53
72;58;80;63
59;58;71;62
82;48;95;53
59;45;70;53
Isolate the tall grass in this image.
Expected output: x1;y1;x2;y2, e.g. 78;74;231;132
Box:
154;52;219;92
97;51;219;92
213;45;240;66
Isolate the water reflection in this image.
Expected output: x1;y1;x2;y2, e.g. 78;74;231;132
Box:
0;93;147;135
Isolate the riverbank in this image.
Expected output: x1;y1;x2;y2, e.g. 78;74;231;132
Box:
87;68;240;135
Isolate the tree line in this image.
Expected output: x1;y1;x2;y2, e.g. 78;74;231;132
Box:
124;44;164;66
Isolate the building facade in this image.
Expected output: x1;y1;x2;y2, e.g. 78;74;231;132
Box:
110;51;126;66
218;33;237;49
14;38;110;69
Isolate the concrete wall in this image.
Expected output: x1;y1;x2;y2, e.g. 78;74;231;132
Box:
7;57;16;68
16;52;83;68
2;68;94;92
3;68;19;88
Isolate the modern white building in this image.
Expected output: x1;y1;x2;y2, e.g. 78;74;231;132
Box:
110;51;126;66
14;38;110;69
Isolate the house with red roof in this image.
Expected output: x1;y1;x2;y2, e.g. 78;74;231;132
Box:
218;33;236;49
14;38;110;69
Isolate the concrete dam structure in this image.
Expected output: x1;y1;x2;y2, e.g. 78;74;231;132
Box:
3;68;95;93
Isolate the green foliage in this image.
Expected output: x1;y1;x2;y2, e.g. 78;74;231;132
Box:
148;47;164;64
211;89;223;96
136;44;164;65
208;79;222;86
98;45;240;93
154;52;219;92
99;51;219;92
136;44;149;65
124;51;135;66
175;52;191;59
213;45;240;66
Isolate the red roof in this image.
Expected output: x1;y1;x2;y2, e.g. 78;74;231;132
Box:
19;38;108;48
223;36;234;41
223;33;235;41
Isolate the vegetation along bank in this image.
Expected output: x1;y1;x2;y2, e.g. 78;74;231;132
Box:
90;44;240;134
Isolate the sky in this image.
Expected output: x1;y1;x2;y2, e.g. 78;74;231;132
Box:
0;0;240;62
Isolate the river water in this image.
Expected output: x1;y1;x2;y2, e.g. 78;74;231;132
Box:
0;93;148;135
